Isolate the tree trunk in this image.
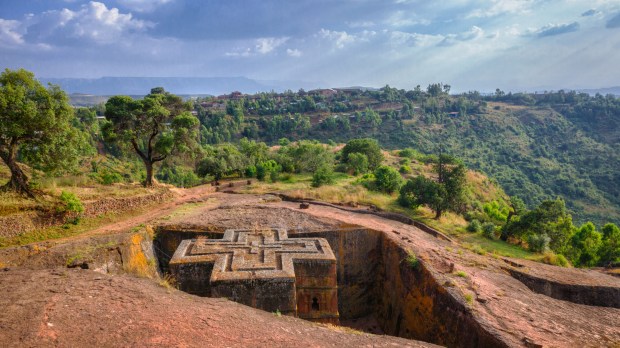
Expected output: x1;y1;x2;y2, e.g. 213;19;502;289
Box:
0;142;35;198
434;209;442;220
144;161;154;187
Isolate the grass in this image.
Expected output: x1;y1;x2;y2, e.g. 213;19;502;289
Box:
455;271;467;278
0;207;149;248
242;172;545;263
404;250;419;269
464;293;474;306
463;233;533;258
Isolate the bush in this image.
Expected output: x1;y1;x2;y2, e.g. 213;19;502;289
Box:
346;152;369;175
100;171;124;185
404;250;419;269
482;222;497;239
373;165;403;193
354;173;376;190
398;148;416;158
59;191;84;225
341;138;384;170
245;165;257;178
541;251;570;267
467;219;482;233
256;163;266;181
527;234;551;253
399;165;412;174
311;165;335;187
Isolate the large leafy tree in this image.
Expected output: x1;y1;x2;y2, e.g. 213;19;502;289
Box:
398;154;466;219
501;198;574;253
0;68;82;197
103;88;199;187
341;138;384;170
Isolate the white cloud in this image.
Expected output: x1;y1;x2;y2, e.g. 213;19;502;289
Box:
318;29;356;49
117;0;173;13
0;19;24;46
24;2;152;45
438;26;485;46
225;37;288;57
255;37;288;54
286;48;302;57
347;21;375;28
385;10;431;27
388;30;443;47
467;0;536;18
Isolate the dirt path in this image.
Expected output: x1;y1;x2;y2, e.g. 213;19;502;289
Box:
46;184;218;246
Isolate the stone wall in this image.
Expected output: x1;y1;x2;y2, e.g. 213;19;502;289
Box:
0;190;173;240
506;267;620;308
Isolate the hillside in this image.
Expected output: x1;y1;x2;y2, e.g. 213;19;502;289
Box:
192;88;620;226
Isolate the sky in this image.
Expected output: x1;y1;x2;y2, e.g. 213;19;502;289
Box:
1;0;620;92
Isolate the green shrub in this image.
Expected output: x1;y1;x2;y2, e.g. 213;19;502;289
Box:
399;165;412;174
312;165;335;187
455;270;467;277
346;152;369;175
101;172;124;185
59;191;84;225
482;222;497;239
398;148;416;158
527;234;550;253
354;173;376;190
256;163;266;180
373;165;403;193
467;219;482;233
541;251;570;267
245;165;257;178
404;250;419;269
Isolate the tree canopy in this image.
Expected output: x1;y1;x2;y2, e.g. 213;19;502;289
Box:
341;138;384;170
103;88;199;187
0;68;84;197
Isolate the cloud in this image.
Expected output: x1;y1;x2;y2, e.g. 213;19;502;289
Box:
347;21;375;28
467;0;535;18
318;29;356;49
438;26;484;46
255;37;288;54
23;2;152;45
286;48;302;57
581;9;599;17
607;13;620;28
0;19;24;46
535;22;580;37
225;37;288;57
388;30;443;47
117;0;173;13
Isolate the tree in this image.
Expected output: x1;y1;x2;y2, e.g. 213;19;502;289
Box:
397;154;466;219
501;198;574;253
570;222;602;267
0;68;82;197
600;223;620;265
341;138;384;170
103;88;199;187
373;165;403;193
346;152;369;175
312;164;335;187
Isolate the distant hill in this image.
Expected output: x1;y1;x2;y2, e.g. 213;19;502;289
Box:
40;76;323;96
578;86;620;96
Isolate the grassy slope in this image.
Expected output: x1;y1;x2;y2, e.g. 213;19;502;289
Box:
292;102;620;226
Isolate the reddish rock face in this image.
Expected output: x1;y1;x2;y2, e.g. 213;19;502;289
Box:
169;228;339;323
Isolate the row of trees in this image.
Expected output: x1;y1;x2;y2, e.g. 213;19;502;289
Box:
498;198;620;267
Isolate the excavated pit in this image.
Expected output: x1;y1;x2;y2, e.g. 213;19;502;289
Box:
155;225;503;347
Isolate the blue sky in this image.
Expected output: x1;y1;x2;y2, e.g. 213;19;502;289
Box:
1;0;620;92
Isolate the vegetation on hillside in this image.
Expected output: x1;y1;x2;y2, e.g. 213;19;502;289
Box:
1;68;619;269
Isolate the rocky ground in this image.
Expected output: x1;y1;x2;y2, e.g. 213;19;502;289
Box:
1;188;620;347
0;268;432;347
